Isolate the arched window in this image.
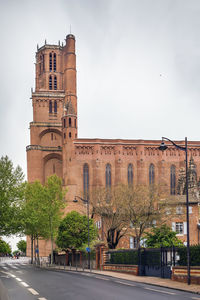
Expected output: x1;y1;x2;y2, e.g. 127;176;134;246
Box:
149;164;155;185
49;53;52;71
49;100;52;113
54;76;57;90
128;164;133;185
170;165;176;195
69;132;71;138
49;75;52;90
42;54;45;71
54;100;57;113
106;164;111;188
53;53;56;72
63;118;66;128
69;118;71;127
83;164;89;200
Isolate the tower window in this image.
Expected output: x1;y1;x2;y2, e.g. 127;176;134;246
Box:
149;163;155;185
83;163;89;200
54;76;57;90
63;118;66;128
69;118;71;127
53;53;56;72
53;164;55;173
49;100;52;113
42;54;45;71
64;133;66;139
49;53;52;71
51;133;53;140
49;75;52;90
69;132;71;138
54;100;57;113
128;163;133;185
170;165;176;195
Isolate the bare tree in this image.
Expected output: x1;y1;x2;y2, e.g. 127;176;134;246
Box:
90;185;129;249
124;184;170;248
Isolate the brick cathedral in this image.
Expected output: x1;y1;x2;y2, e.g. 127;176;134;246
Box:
27;34;200;257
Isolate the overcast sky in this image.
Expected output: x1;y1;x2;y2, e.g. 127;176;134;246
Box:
1;0;200;249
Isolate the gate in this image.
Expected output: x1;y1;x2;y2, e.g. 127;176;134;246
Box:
138;247;176;278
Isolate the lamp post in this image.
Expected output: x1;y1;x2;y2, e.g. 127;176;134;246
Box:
158;137;190;285
73;195;90;269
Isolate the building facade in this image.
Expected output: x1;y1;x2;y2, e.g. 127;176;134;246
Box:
26;34;200;257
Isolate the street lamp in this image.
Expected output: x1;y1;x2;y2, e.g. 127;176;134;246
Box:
158;137;190;285
73;195;90;269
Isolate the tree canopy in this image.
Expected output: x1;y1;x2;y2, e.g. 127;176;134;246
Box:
0;239;11;255
0;156;25;235
17;240;27;254
144;224;183;248
56;211;97;251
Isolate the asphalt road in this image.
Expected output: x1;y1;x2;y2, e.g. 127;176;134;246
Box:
0;259;200;300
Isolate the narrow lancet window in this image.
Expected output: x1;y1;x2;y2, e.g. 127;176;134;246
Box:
49;53;52;71
53;53;56;72
54;76;57;90
149;163;155;185
83;163;89;200
106;164;111;188
49;100;52;113
170;165;176;195
49;75;52;90
128;164;133;185
54;100;57;113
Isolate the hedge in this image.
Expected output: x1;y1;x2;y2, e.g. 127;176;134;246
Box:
178;245;200;266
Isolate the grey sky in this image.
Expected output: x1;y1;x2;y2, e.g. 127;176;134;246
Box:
1;0;200;176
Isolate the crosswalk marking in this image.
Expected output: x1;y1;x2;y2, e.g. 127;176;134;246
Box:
16;277;22;282
20;281;29;287
28;288;39;295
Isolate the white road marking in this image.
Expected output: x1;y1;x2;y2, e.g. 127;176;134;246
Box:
94;276;110;281
16;277;22;282
20;282;29;287
10;274;16;278
38;298;47;300
115;280;135;286
145;287;175;295
2;266;8;269
10;265;18;269
28;288;39;295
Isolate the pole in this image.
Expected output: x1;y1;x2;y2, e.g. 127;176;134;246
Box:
185;137;191;285
87;199;90;269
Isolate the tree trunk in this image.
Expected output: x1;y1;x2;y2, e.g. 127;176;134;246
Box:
36;235;39;265
50;218;53;265
31;235;33;264
34;237;36;263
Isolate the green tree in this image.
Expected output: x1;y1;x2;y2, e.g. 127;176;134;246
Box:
17;240;27;254
0;156;25;235
144;224;183;248
43;175;66;264
23;180;48;263
0;239;11;255
56;211;97;251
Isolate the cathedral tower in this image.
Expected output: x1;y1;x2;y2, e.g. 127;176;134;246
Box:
26;34;77;257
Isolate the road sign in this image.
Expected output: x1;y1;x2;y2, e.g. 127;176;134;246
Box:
86;247;91;253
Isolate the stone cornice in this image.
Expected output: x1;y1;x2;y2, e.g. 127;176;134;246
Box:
31;91;65;99
30;122;62;127
26;145;62;152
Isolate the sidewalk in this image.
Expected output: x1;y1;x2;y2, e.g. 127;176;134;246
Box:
40;264;200;295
